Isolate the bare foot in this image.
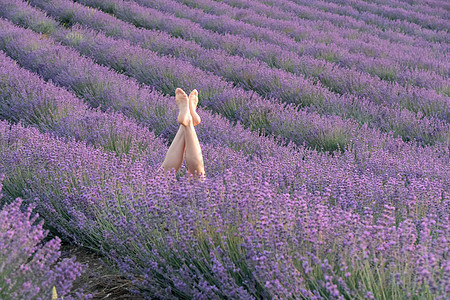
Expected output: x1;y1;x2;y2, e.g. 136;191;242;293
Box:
189;89;201;126
175;88;192;126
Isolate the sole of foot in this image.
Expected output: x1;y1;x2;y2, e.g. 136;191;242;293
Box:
189;89;201;126
175;88;192;127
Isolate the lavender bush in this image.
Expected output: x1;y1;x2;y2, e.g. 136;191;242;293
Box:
0;177;84;299
0;122;448;299
0;50;167;162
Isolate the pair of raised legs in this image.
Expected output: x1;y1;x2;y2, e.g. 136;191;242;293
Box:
161;88;205;177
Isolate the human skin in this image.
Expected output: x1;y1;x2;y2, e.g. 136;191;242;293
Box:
161;88;205;177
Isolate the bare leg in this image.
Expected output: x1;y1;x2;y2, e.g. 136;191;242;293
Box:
161;125;185;174
184;121;205;177
189;89;201;126
161;88;204;177
186;89;204;177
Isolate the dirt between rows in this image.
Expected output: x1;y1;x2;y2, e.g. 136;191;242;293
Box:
59;243;145;299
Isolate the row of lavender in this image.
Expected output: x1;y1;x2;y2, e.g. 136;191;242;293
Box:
2;118;448;299
157;0;449;87
73;0;450;113
7;0;449;148
289;0;449;39
0;178;84;299
259;0;449;46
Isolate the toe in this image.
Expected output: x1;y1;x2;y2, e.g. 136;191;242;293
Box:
189;89;199;106
189;89;197;99
176;88;187;97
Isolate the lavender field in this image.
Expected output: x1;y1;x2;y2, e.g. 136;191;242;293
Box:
0;0;448;298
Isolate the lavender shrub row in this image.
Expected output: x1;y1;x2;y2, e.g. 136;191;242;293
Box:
0;121;448;299
0;177;85;299
171;0;449;92
357;0;448;18
21;0;450;146
0;43;448;221
134;0;449;80
244;0;449;63
1;3;448;179
0;49;290;180
72;0;450;121
0;50;167;163
271;0;449;44
0;16;360;152
306;0;450;31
